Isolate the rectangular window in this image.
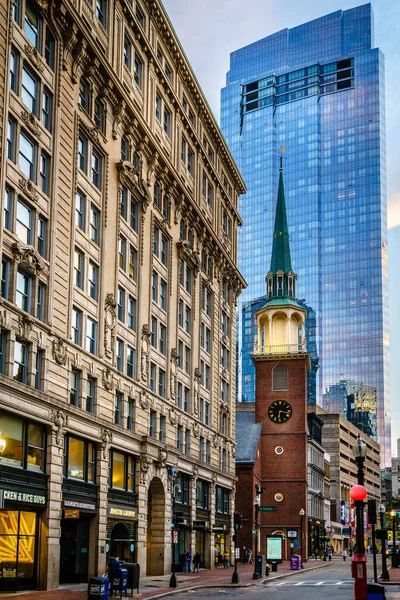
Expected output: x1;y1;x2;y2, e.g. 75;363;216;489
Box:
127;398;134;430
185;346;190;374
124;36;131;69
37;281;46;321
94;98;104;131
19;131;36;181
79;78;90;111
86;318;97;355
136;5;144;27
130;197;138;232
70;368;80;406
151;271;158;302
155;94;161;121
40;151;50;195
66;436;96;482
151;317;157;348
7;118;16;161
22;67;38;115
4;187;12;231
45;28;55;69
150;362;156;392
10;49;19;92
115;391;122;425
91;150;102;190
16;199;32;244
75;191;86;230
116;338;123;372
117;286;125;321
35;349;43;390
163;106;171;135
186;265;192;294
177;382;182;409
119;236;126;270
71;307;82;345
153;226;159;256
161;235;168;266
1;258;10;300
205;402;210;426
78;135;88;173
42;88;52;131
89;204;100;244
121;136;129;161
73;248;84;289
149;410;156;437
134;53;142;87
159;368;165;397
37;216;47;258
185;306;191;334
88;262;99;301
184;386;189;413
185;429;190;456
178;300;183;327
120;186;128;220
160;279;167;310
129;246;137;280
95;0;106;26
16;270;31;312
159;415;166;442
128;295;136;331
127;346;135;379
159;323;166;355
86;376;95;413
177;425;182;450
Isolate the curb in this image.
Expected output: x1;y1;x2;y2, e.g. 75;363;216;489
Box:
141;561;333;599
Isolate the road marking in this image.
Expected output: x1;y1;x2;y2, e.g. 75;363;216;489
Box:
294;582;305;585
275;582;288;585
315;581;325;585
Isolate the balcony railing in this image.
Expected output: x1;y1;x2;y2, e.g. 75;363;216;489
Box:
253;343;306;356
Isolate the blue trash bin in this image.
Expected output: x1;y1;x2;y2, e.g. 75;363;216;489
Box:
290;555;300;570
97;576;109;600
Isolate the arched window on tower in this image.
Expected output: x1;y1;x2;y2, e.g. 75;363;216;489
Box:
272;364;288;391
277;276;283;296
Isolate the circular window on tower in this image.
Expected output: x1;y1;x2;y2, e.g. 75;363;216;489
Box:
274;493;284;502
275;446;284;455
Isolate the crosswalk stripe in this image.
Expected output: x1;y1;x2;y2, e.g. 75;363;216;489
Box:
315;581;325;585
294;582;305;585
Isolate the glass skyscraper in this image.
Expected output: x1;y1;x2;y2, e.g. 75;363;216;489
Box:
221;4;390;466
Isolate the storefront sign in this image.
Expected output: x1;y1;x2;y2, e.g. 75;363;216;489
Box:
64;509;80;519
212;525;227;532
287;530;298;539
64;500;96;511
108;506;137;520
193;521;206;530
4;490;46;506
266;536;283;562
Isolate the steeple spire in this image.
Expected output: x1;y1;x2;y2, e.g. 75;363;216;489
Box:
266;162;296;302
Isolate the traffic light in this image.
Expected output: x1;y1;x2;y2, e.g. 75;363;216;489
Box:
234;511;243;530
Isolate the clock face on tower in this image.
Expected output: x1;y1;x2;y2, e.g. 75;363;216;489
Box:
268;400;292;424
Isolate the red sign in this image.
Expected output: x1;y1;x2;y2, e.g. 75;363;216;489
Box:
173;531;178;543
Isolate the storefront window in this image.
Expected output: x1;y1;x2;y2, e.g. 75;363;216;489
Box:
110;451;135;492
0;412;45;472
196;480;209;509
0;511;37;583
65;436;96;483
175;473;190;505
215;486;229;514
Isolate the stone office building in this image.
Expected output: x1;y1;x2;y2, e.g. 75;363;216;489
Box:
0;0;245;590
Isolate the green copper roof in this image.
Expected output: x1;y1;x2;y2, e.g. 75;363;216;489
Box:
269;169;292;275
262;298;303;309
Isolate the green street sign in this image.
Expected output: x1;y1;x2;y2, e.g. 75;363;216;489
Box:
259;506;276;512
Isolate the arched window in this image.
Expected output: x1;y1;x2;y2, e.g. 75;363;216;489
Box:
272;364;288;391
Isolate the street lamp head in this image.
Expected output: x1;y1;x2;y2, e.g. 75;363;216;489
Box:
379;503;386;514
299;508;305;516
352;434;367;460
350;484;367;501
254;495;260;507
391;509;396;518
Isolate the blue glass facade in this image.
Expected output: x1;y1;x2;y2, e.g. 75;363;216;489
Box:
221;4;390;466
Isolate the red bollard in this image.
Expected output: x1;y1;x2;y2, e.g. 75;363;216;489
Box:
351;554;367;600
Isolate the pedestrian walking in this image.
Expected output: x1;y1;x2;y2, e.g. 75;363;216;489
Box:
342;549;348;562
193;551;201;573
247;549;253;564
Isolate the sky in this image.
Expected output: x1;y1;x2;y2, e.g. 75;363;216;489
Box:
161;0;400;456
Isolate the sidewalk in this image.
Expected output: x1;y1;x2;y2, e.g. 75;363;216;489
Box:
0;560;332;600
378;564;400;586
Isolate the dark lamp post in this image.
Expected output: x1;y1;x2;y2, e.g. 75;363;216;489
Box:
379;503;389;580
391;509;398;568
299;508;305;567
169;482;181;588
252;494;260;579
351;435;367;555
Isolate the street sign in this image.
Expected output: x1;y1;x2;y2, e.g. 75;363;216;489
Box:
259;506;276;512
287;530;298;539
235;548;240;559
173;531;178;543
252;530;257;535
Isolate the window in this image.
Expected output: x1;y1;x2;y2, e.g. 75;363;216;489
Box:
19;131;36;181
205;402;210;426
202;285;212;317
180;261;192;294
119;236;126;270
16;270;31;312
153;182;161;209
151;317;157;348
121;136;129;161
37;282;46;321
185;346;190;374
73;248;84;289
136;4;144;27
130;197;139;232
65;435;96;482
1;258;10;300
88;262;99;300
181;136;194;175
163;106;171;135
120;186;128;220
221;379;229;403
159;415;166;442
177;425;182;451
71;307;82;345
178;300;183;328
86;376;95;413
185;306;191;334
159;369;165;397
13;340;29;384
149;410;156;437
40;151;50;195
110;451;135;491
10;49;19;92
75;191;86;230
129;246;137;280
134;53;143;87
127;398;134;431
127;346;135;379
155;92;172;135
86;317;97;355
78;135;88;173
24;3;40;48
94;98;104;132
216;486;229;514
160;279;167;310
202;173;214;207
89;204;100;244
4;187;12;231
159;324;166;356
223;209;232;240
220;448;226;471
153;226;168;266
70;368;80;406
95;0;106;27
115;391;122;425
177;382;182;409
185;428;190;456
42;89;52;131
184;386;189;412
116;339;123;372
79;78;90;112
117;287;125;321
0;413;45;472
196;480;209;509
150;362;156;392
221;311;230;336
155;94;161;121
7;118;17;161
152;271;158;302
16;198;32;244
272;364;288;391
22;67;38;115
124;36;132;69
91;150;102;190
128;295;136;331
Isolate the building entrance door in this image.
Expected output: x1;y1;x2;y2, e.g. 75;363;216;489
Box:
60;515;90;583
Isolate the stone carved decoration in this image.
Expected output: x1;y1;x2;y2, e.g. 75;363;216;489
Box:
170;348;179;401
53;337;67;366
212;433;219;448
140;454;151;473
18;315;33;339
18;178;39;202
102;366;114;391
71;36;87;84
21;110;41;137
139;390;149;411
157;446;168;468
212;472;217;485
174;193;184;225
192;465;198;480
140;324;151;384
24;44;44;73
50;410;68;447
116;162;152;214
177;240;200;275
62;22;79;72
104;293;116;359
13;244;46;276
192;421;200;439
112;98;126;140
88;126;99;143
169;407;178;425
100;428;112;460
193;368;201;417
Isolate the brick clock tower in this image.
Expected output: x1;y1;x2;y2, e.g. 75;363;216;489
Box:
252;161;311;562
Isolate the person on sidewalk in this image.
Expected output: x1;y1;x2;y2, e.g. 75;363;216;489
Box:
247;549;253;564
181;552;188;572
224;551;230;568
185;550;192;572
193;552;201;573
342;549;348;562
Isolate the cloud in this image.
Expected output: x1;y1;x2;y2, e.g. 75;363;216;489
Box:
388;194;400;229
